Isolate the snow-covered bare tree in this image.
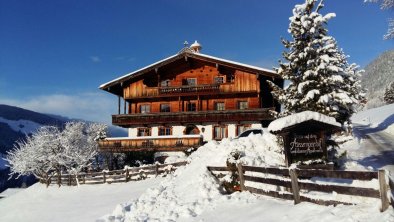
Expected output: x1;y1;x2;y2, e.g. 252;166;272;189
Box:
268;0;364;126
6;122;107;186
384;81;394;103
61;122;107;185
6;126;62;186
365;0;394;39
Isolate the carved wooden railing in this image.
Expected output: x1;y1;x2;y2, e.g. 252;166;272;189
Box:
98;136;203;152
112;108;275;126
159;84;220;94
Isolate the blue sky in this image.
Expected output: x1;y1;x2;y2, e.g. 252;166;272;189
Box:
0;0;392;123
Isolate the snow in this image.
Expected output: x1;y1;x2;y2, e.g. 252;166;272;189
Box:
268;111;341;132
0;188;24;198
99;133;285;221
352;103;394;132
0;116;41;135
0;178;162;222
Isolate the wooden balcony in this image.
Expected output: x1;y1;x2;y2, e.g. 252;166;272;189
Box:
112;108;275;127
158;84;220;94
124;83;256;99
98;136;203;152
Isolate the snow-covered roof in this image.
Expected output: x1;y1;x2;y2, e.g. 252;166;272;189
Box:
99;50;278;91
268;111;341;133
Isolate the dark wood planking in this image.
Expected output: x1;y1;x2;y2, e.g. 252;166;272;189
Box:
296;169;378;181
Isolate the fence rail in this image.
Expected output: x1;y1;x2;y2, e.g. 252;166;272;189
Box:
48;161;187;186
207;164;391;212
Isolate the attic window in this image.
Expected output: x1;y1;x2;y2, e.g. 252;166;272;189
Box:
214;76;224;84
161;80;171;87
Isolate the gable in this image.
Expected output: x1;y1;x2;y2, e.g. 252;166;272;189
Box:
100;51;281;96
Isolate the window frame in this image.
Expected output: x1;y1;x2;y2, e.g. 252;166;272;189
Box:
187;102;197;112
186;78;197;86
160;103;171;112
213;125;227;140
215;102;225;111
158;126;172;136
137;127;151;137
237;101;248;110
214;76;225;84
236;124;251;136
140;104;151;113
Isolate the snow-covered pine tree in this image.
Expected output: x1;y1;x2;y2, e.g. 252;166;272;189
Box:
384;81;394;104
268;0;364;125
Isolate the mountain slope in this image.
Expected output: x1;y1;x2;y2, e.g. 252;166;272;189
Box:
361;50;394;109
0;105;67;154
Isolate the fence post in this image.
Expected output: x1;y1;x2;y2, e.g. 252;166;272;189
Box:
289;169;301;204
103;172;106;183
237;163;246;191
83;174;86;184
68;175;71;186
126;168;129;182
378;169;389;212
155;164;159;177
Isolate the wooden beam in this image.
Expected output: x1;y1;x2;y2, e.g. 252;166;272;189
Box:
378;170;389;212
118;96;121;115
289;169;301;204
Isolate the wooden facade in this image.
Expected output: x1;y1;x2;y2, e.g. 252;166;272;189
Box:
99;47;283;152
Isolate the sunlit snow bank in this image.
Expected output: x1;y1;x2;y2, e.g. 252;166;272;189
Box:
353;104;394;135
99;132;285;221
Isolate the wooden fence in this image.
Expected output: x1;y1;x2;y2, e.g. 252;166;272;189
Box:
389;176;394;209
207;164;391;212
48;161;187;186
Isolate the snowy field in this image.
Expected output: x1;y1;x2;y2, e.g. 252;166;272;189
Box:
0;178;162;222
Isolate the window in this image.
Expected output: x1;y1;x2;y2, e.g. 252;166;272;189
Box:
161;80;171;87
214;76;224;84
137;128;151;137
140;104;150;113
238;101;248;110
215;102;225;111
236;125;251;136
213;125;227;140
187;102;196;112
160;104;171;112
158;127;172;136
186;78;197;86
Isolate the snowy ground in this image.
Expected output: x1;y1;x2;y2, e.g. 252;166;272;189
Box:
0;178;162;222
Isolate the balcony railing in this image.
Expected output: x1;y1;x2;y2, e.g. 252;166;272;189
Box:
112;108;275;127
159;84;220;94
124;83;257;99
98;135;203;152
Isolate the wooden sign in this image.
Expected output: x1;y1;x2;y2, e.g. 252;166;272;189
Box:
290;133;323;154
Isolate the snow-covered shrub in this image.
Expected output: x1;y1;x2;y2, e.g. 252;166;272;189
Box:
221;150;244;194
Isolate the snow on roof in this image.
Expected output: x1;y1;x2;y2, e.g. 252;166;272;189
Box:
196;52;276;74
268;111;341;132
99;54;179;89
99;50;277;90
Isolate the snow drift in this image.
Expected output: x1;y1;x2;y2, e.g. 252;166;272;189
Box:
99;132;284;221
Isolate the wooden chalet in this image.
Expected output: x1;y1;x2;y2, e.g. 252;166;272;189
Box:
98;41;283;153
